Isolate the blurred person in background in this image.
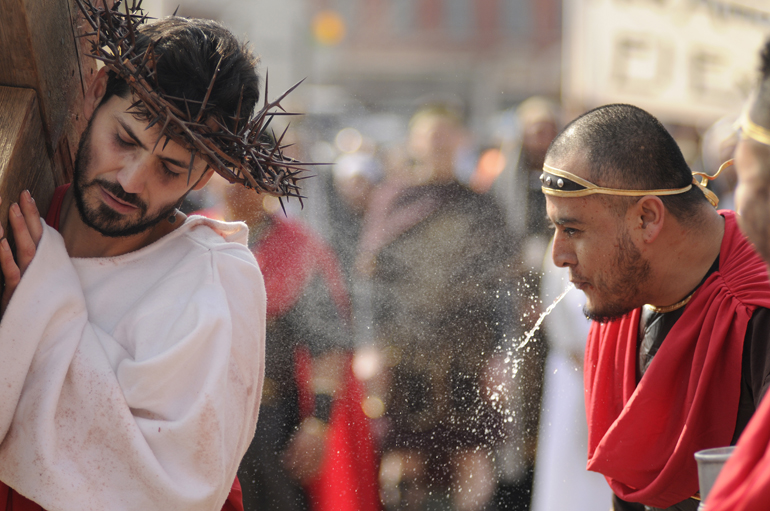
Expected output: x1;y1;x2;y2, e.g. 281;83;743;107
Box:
516;97;562;246
543;103;770;511
329;150;384;282
529;247;612;511
700;114;740;212
476;99;561;510
491;97;561;270
356;105;521;511
206;181;379;511
707;39;770;511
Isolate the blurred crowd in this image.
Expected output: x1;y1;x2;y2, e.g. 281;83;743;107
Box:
183;95;740;511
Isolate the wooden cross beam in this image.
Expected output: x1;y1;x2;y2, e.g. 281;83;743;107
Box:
0;0;97;227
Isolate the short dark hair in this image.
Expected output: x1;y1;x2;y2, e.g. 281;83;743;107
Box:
101;17;260;131
751;38;770;128
546;104;707;222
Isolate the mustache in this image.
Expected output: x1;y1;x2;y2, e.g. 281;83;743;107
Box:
92;178;146;210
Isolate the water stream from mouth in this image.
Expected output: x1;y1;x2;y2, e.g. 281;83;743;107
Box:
516;283;576;351
490;283;577;414
496;282;574;386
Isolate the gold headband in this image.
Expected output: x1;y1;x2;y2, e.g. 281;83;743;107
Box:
739;111;770;146
540;161;732;209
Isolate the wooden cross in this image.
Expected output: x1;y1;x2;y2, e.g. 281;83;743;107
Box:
0;0;97;227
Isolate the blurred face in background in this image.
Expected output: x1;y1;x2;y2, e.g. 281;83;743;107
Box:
333;152;382;214
335;173;374;214
408;114;461;184
522;119;558;163
733;101;770;263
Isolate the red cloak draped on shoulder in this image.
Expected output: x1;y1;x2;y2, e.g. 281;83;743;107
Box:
707;379;770;510
584;211;770;508
0;185;244;511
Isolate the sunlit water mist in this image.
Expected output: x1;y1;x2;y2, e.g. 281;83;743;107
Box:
517;284;576;351
488;284;576;420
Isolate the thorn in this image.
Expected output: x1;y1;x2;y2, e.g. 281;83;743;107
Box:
196;54;223;123
145;115;161;130
187;152;196;186
233;85;245;133
152;116;172;153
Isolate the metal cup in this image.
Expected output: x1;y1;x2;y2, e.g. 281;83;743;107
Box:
694;446;736;509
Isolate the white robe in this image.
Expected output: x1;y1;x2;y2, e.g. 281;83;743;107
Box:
0;216;266;511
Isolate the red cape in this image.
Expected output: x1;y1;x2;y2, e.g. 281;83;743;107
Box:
707;383;770;510
584;211;770;507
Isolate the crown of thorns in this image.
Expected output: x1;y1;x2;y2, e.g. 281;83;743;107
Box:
74;0;313;203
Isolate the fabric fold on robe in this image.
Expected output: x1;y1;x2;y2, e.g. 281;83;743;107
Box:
0;185;265;511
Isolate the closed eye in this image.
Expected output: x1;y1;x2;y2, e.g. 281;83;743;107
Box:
160;163;182;179
114;133;135;148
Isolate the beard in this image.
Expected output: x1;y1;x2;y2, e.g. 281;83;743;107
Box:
583;228;651;323
72;116;180;238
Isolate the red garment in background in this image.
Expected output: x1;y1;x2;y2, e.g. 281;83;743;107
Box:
584;211;770;508
258;215;349;430
0;185;243;511
254;215;350;321
300;353;381;511
261;217;379;511
202;208;380;510
707;387;770;510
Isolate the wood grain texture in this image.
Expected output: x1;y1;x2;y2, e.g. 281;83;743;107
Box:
0;86;56;228
0;0;96;184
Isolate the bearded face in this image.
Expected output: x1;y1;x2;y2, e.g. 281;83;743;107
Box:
579;227;652;323
72;94;209;238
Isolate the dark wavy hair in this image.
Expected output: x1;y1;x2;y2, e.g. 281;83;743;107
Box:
100;17;260;131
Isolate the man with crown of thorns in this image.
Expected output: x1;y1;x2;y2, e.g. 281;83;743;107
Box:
0;2;308;510
541;103;770;511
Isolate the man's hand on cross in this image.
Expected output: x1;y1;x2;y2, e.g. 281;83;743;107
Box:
0;191;43;315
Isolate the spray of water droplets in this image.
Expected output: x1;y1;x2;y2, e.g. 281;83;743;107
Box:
517;284;576;351
487;284;576;417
